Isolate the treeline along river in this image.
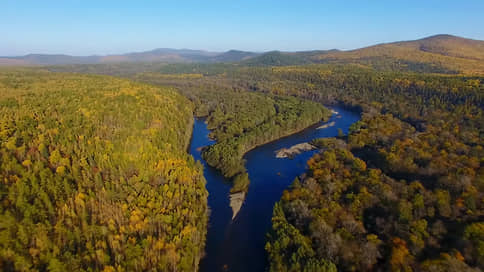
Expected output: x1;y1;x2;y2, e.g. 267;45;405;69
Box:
189;106;360;272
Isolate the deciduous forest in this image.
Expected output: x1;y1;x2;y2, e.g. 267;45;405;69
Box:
133;73;330;192
0;70;207;271
257;69;484;271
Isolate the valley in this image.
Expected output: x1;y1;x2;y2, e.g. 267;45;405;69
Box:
1;34;483;272
190;107;359;272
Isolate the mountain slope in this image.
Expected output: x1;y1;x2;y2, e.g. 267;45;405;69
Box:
415;34;484;60
312;34;484;74
209;50;259;62
242;50;338;66
242;51;310;66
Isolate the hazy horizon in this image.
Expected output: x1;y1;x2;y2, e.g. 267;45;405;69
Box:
2;33;483;58
2;0;484;56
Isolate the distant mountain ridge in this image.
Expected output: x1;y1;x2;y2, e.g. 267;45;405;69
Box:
210;50;259;62
0;48;261;66
1;34;484;74
0;49;222;65
242;50;338;66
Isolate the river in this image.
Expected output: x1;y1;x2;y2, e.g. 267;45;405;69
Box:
189;106;360;272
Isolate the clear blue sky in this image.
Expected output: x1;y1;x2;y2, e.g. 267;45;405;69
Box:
2;0;484;56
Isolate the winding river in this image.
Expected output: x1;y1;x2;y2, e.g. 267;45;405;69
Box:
189;106;360;272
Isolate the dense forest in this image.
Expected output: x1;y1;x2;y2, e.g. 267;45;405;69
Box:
0;70;208;271
259;68;484;270
123;64;483;270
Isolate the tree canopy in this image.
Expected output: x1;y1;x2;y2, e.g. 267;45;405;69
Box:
0;69;208;271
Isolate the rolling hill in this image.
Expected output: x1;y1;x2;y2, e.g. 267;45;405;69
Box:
312;34;484;74
209;50;259;62
241;50;338;66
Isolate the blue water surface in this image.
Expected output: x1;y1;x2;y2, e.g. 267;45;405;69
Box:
190;106;360;272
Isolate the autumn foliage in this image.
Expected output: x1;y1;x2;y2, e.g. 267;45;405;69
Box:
0;70;208;271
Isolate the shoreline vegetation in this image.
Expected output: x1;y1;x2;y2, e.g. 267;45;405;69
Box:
200;96;330;195
201;114;332;219
131;72;332;196
225;114;331;219
193;109;337;220
200;105;357;219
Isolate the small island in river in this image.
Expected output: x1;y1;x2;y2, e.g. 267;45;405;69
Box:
317;121;336;130
229;192;246;219
275;142;316;159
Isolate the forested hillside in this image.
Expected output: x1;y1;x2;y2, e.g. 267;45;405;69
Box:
312;35;484;75
261;67;484;271
134;73;330;192
0;70;207;271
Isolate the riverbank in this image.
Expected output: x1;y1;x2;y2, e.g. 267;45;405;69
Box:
191;106;360;272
